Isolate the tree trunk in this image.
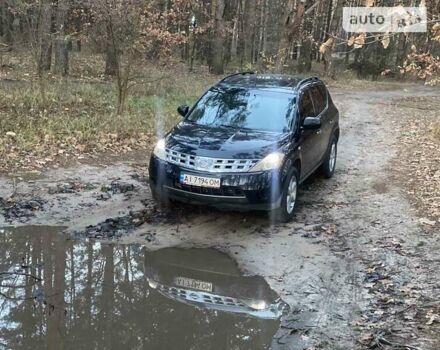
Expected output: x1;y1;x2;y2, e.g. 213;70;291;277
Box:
323;0;345;77
0;2;13;45
244;0;257;64
54;0;69;76
105;45;118;76
259;0;268;56
54;39;69;75
395;33;407;67
38;1;53;74
102;245;115;350
105;22;118;76
189;32;197;71
211;0;225;74
230;0;240;59
45;234;66;350
312;0;325;61
276;0;305;73
85;242;93;327
297;36;312;72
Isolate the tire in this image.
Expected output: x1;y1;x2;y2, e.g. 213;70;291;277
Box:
321;137;337;179
272;166;299;223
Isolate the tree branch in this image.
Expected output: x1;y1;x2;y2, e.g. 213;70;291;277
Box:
0;271;42;281
0;291;36;301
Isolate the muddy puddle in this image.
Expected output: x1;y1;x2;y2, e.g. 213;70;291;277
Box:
0;226;287;350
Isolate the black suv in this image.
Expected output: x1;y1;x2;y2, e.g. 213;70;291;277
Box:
149;73;339;222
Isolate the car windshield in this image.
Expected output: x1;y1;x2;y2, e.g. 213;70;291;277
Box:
186;89;296;133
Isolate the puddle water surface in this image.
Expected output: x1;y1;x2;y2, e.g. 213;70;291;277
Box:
0;226;286;349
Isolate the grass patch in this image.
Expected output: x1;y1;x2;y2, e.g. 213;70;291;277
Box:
1;81;143;149
0;78;208;149
0;58;216;171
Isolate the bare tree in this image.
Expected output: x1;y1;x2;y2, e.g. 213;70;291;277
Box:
244;0;257;64
321;0;345;77
54;0;69;75
53;0;70;76
0;1;13;45
91;0;190;114
276;0;305;72
38;0;54;75
211;0;226;74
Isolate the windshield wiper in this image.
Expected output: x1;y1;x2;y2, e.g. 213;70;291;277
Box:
218;124;239;129
218;124;254;131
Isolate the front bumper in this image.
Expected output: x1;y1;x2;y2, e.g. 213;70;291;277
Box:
149;156;283;211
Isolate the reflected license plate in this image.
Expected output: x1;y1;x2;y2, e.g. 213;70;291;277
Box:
180;173;221;188
174;277;213;292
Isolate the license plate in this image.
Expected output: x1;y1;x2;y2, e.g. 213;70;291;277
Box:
180;173;221;188
174;277;213;292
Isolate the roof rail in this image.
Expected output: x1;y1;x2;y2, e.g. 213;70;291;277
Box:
219;71;255;83
297;76;320;87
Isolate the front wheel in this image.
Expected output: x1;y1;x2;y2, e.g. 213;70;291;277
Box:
321;138;337;178
272;167;299;223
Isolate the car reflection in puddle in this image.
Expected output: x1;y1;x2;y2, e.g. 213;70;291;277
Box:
0;226;288;350
145;247;287;320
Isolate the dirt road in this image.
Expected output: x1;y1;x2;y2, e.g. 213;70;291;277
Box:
1;85;439;349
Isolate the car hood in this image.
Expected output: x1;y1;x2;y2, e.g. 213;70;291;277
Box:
166;121;288;159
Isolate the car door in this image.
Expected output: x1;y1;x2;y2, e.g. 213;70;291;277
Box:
298;87;321;178
309;84;330;162
318;84;335;152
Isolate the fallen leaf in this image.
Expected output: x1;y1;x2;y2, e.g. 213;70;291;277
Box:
419;217;436;226
426;315;438;325
347;36;355;46
381;34;390;49
319;37;334;54
354;33;366;49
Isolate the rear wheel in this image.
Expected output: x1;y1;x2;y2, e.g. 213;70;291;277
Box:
272;167;299;223
321;137;337;178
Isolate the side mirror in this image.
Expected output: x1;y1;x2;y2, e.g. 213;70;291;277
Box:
302;116;321;130
177;105;189;117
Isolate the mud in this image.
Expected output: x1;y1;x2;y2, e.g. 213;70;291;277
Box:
0;196;46;222
1;85;440;349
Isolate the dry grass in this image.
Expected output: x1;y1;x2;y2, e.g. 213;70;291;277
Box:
389;95;440;224
0;50;217;172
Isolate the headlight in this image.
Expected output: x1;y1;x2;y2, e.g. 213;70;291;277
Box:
153;139;166;160
147;279;158;289
250;152;284;172
242;300;267;310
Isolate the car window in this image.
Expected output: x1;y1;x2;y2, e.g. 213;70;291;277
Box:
317;84;328;106
299;89;315;119
310;85;325;115
187;89;296;133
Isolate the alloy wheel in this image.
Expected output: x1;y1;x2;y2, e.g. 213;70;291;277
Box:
286;176;297;214
329;142;336;172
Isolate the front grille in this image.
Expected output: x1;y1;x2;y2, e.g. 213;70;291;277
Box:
158;284;248;308
152;282;286;319
173;181;245;197
165;149;259;173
